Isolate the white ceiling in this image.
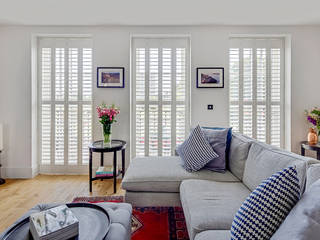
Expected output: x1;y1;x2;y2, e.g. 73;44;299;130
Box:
1;0;320;26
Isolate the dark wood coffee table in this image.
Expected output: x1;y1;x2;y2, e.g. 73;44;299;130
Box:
300;141;320;160
88;140;126;193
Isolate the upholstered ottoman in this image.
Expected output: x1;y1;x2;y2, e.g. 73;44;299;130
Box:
0;202;132;240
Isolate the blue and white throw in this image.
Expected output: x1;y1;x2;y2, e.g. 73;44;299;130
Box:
177;125;219;172
231;166;300;240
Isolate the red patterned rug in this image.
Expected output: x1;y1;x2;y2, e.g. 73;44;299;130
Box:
73;196;189;240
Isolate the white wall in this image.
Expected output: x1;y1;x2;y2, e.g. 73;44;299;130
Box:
0;25;319;178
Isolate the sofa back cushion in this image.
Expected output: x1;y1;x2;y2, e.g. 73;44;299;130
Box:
228;133;253;180
243;142;316;192
306;164;320;191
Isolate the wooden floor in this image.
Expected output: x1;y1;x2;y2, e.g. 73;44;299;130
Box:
0;175;124;232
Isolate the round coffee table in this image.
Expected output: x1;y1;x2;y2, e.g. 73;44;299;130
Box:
300;141;320;160
88;140;127;193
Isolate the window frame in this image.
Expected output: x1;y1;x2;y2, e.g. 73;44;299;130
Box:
229;35;288;149
130;34;191;158
35;35;93;174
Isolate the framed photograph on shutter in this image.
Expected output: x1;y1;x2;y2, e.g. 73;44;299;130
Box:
196;67;224;88
97;67;125;88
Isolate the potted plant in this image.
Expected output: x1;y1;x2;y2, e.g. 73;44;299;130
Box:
96;103;120;145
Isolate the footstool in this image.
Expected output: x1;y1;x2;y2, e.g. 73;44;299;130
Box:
0;202;132;240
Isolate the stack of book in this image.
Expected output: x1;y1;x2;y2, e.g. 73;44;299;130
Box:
96;166;118;177
29;205;79;240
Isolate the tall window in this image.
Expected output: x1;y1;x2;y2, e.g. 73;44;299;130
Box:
131;37;190;157
38;37;93;170
229;37;284;148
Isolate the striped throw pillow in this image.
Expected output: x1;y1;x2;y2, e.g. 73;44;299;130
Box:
177;125;219;172
231;166;300;240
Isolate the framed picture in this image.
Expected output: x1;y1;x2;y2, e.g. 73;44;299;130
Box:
97;67;125;88
196;67;224;88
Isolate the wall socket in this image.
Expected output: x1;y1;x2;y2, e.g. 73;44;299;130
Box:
207;104;213;110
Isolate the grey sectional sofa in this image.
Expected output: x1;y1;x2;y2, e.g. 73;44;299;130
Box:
122;133;319;240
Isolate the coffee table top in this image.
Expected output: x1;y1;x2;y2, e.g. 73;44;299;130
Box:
89;140;126;152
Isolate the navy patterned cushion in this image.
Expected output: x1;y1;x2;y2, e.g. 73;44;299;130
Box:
177;125;219;172
231;166;300;240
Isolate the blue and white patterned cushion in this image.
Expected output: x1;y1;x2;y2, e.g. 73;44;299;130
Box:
231;166;300;240
177;125;219;172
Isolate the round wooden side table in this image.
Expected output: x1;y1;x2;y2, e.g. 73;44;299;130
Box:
300;141;320;160
88;140;126;193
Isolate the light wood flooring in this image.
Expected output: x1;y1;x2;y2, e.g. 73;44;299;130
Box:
0;175;124;232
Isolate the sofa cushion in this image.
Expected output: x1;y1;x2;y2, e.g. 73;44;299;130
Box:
271;179;320;240
228;133;253;180
242;141;316;191
194;230;230;240
177;125;219;172
202;128;229;172
180;180;250;240
306;164;320;191
231;166;300;240
122;156;239;193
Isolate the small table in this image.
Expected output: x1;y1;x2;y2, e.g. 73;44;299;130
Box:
89;140;126;193
300;141;320;160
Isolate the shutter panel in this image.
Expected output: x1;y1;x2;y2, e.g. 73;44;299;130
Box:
132;37;190;157
68;104;78;164
55;48;65;101
82;104;92;164
41;104;51;164
41;48;51;101
55;104;64;165
68;48;78;101
82;48;92;101
229;38;284;148
135;104;145;156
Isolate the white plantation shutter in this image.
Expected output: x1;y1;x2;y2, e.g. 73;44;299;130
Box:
38;37;93;170
229;38;284;148
132;37;190;157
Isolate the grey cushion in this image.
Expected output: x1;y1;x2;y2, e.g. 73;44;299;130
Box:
195;230;230;240
202;128;229;172
242;141;316;191
306;164;320;191
228;133;253;180
180;180;250;240
177;125;219;172
125;191;181;207
0;203;132;240
122;156;239;193
271;179;320;240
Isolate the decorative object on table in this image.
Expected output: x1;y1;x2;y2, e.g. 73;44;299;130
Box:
231;166;300;240
96;166;119;177
0;123;5;185
196;67;224;88
1;203;111;240
29;205;79;240
308;128;318;145
97;67;125;88
96;103;120;145
88;140;126;193
305;107;320;142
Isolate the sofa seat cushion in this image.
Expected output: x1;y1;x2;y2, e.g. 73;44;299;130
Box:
180;180;250;240
195;230;230;240
122;156;239;193
243;142;318;192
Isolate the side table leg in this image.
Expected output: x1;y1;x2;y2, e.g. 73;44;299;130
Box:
301;146;305;156
100;152;104;181
317;150;320;160
113;151;117;194
89;150;93;193
122;149;125;178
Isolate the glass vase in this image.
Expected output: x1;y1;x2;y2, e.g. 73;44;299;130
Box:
102;123;112;145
